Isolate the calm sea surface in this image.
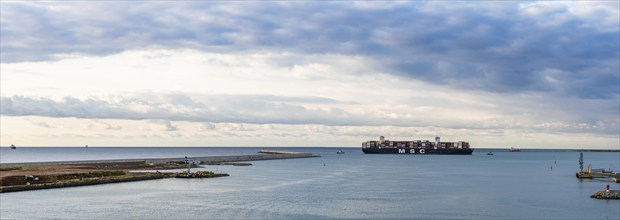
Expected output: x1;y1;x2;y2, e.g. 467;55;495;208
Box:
1;147;619;219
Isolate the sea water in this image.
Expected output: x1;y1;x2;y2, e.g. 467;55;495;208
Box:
1;147;619;219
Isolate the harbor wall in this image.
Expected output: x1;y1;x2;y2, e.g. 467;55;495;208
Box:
0;152;318;168
1;174;169;193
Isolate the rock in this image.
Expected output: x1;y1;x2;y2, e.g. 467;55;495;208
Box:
591;190;620;200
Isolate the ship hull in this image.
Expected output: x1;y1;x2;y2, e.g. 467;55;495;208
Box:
362;148;473;155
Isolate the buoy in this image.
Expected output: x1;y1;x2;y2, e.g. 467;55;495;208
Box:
606;184;610;193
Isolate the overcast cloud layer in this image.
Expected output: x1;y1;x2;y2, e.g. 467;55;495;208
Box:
3;2;618;97
1;1;618;148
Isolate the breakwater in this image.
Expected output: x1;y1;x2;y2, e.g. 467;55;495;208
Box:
1;150;318;193
0;150;318;168
591;190;620;200
1;173;171;193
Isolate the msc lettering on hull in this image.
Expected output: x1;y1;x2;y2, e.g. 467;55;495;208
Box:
398;149;426;154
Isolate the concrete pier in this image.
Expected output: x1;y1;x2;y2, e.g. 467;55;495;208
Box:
0;151;319;168
1;150;319;193
258;150;310;155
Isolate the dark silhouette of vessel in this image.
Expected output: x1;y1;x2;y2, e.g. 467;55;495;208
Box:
362;136;473;155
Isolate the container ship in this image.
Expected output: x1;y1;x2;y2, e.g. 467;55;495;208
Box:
362;136;473;155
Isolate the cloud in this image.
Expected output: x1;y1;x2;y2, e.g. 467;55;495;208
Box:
1;2;618;148
149;120;178;132
31;121;55;128
86;119;122;130
1;93;618;137
1;2;617;99
0;94;373;126
199;122;216;131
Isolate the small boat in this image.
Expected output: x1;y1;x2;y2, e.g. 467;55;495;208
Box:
337;150;345;154
85;145;89;148
487;152;494;155
9;144;16;149
508;147;521;152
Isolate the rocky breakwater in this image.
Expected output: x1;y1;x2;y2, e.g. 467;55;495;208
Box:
591;190;620;200
1;150;316;193
0;163;206;193
1;171;175;193
175;171;229;178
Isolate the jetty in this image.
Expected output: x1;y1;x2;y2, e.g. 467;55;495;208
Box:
591;190;620;200
575;152;620;183
0;150;318;168
576;166;620;182
205;162;253;166
0;150;318;193
175;171;229;178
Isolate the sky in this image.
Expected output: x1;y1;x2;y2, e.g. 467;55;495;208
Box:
0;1;618;149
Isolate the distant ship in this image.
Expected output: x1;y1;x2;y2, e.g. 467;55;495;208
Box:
10;144;16;149
508;147;521;152
362;136;473;155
